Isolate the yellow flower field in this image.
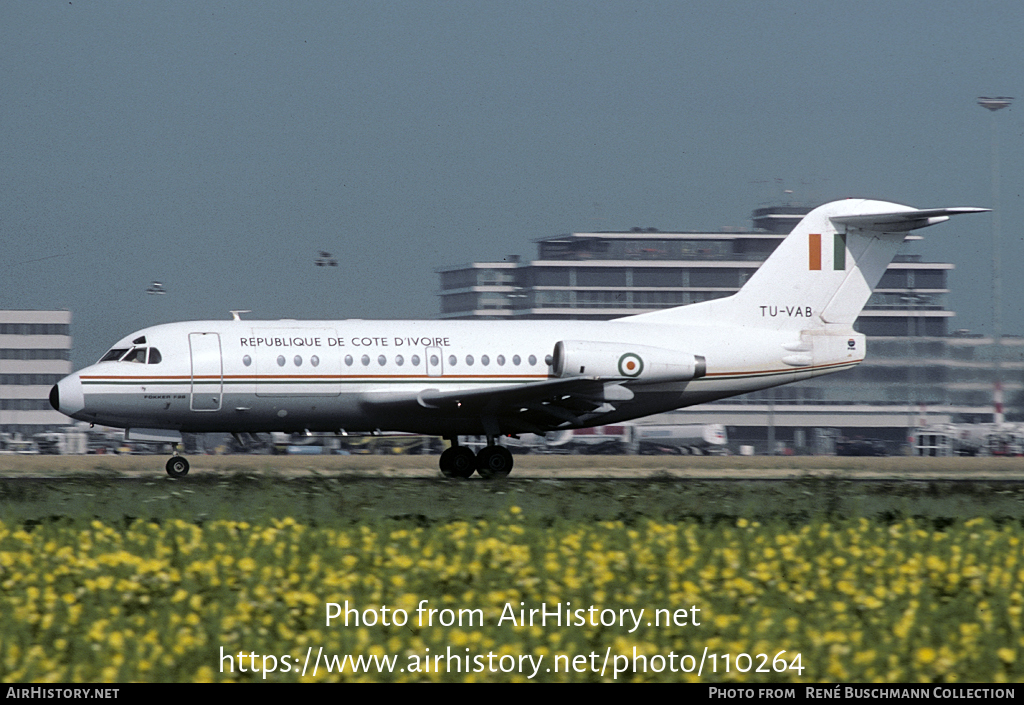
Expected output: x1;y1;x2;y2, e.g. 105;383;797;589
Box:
1;513;1022;681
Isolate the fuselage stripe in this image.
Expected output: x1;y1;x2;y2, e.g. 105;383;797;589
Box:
78;359;862;386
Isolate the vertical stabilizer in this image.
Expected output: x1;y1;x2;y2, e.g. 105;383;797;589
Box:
626;199;987;330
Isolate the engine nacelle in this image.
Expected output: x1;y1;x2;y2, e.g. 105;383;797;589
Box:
551;340;706;383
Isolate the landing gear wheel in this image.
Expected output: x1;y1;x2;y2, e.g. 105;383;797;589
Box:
439;446;476;478
165;456;190;478
476;446;513;479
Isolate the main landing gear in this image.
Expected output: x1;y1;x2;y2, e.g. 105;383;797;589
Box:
439;438;513;479
165;455;190;478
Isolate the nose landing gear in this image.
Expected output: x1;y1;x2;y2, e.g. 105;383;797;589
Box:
438;437;513;479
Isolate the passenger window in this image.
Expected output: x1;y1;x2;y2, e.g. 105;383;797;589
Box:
311;355;320;367
528;355;537;366
148;348;162;364
466;355;474;366
243;355;252;367
345;355;353;366
481;355;489;366
497;355;505;366
378;355;387;366
513;355;521;366
361;355;370;366
395;355;404;366
448;355;457;366
294;355;303;366
277;355;286;367
412;355;421;366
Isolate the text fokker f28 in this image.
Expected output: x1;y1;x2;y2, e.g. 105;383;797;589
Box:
50;199;986;477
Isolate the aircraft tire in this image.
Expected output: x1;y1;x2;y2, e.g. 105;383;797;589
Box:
440;446;476;478
476;446;513;479
166;456;190;478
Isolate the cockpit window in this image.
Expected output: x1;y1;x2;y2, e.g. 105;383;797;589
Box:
98;346;161;364
124;348;147;364
99;348;129;362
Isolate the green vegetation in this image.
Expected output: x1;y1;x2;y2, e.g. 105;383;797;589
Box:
1;457;1023;682
2;513;1023;681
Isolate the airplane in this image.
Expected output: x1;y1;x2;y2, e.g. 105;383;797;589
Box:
49;199;987;478
315;251;339;267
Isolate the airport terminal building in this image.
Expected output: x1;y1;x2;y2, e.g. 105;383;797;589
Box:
0;310;74;438
438;207;1012;453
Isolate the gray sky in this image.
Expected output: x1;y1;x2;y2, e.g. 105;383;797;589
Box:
3;1;1022;368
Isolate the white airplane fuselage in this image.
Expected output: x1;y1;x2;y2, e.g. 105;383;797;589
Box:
53;316;853;437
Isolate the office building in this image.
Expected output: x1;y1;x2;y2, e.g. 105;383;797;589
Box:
0;310;73;436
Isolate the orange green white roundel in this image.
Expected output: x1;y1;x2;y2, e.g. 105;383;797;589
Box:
617;352;644;377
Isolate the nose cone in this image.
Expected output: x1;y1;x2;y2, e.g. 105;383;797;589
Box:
51;373;85;417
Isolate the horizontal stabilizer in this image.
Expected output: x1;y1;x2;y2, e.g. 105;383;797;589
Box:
831;207;989;232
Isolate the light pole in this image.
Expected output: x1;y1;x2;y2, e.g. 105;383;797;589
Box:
978;96;1013;424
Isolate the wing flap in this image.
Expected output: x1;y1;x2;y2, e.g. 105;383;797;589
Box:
367;376;608;412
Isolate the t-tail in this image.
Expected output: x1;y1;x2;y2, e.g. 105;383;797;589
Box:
628;198;988;331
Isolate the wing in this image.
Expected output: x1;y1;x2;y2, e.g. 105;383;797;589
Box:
362;377;635;436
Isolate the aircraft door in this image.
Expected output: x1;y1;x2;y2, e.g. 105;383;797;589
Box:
425;347;443;377
189;332;223;411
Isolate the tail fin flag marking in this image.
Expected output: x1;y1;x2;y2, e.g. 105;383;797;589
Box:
809;233;822;271
833;233;846;271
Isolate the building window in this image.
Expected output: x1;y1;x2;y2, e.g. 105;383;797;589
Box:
0;324;70;335
535;291;570;308
533;268;571;286
0;349;70;360
577;269;626;287
633;269;683;287
689;269;742;288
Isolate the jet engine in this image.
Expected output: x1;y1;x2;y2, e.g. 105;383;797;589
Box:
551;340;706;383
